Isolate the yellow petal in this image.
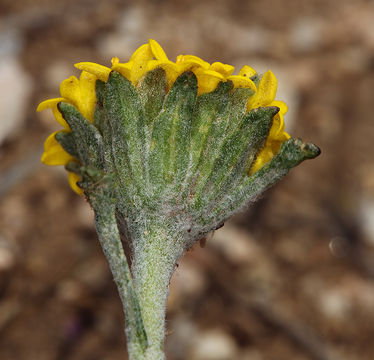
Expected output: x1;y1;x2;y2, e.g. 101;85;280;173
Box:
247;70;277;110
60;71;97;122
68;171;83;195
195;69;225;95
37;98;69;128
111;57;119;66
238;65;257;78
268;113;283;139
209;62;235;77
251;147;274;174
41;131;75;166
37;97;66;112
111;61;133;80
273;130;290;143
268;137;286;156
254;130;291;173
266;101;289;144
227;75;257;92
43;130;62;149
74;62;111;82
149;39;168;61
77;71;97;121
176;61;203;72
60;75;79;101
278;113;286;134
129;43;154;84
271;100;288;115
250;125;290;175
176;55;210;69
146;60;179;89
130;43;153;62
52;105;69;129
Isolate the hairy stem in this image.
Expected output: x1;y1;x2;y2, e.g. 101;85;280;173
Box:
89;190;148;359
130;221;186;360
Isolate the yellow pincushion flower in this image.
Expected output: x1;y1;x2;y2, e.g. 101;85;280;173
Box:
37;39;320;360
37;39;290;194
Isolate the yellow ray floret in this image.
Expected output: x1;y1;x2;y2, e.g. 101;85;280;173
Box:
176;54;210;69
149;39;168;61
37;98;69;129
247;70;277;110
209;62;235;77
60;71;97;122
41;131;83;194
251;99;291;174
195;69;225;94
74;62;112;82
111;57;133;80
41;131;74;166
238;65;257;78
227;75;256;92
68;172;83;195
38;39;291;194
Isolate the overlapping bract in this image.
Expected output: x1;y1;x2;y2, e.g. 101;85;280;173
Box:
37;39;290;194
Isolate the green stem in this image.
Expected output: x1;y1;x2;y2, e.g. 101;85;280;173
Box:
130;221;185;360
89;190;148;359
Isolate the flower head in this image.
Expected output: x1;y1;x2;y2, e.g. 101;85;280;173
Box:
37;39;321;360
38;39;293;195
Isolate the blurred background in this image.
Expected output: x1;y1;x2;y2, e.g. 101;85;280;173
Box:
1;0;374;359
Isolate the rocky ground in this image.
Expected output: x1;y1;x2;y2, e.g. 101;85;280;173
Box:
1;0;374;359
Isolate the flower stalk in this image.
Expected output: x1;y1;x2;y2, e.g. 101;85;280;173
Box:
88;187;148;358
38;39;320;359
131;223;186;360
